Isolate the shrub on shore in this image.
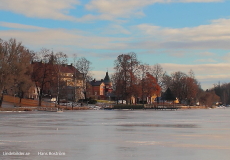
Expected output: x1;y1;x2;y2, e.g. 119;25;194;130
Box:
78;98;97;104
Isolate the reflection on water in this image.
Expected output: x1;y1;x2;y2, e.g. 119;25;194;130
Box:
1;109;230;160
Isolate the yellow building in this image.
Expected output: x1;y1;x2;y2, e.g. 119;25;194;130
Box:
59;64;84;88
58;64;84;101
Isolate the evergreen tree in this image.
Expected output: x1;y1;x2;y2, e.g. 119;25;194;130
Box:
163;87;176;101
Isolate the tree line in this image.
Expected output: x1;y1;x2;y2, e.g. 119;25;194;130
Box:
112;52;221;107
0;38;222;107
211;82;230;106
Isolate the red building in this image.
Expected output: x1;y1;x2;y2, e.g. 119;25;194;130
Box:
88;72;113;100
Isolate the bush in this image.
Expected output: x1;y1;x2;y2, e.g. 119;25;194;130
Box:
88;99;97;104
113;104;144;109
78;98;97;104
139;101;147;104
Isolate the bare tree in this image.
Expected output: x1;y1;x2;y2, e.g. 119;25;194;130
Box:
139;72;161;104
169;71;200;104
32;49;54;106
14;49;34;106
137;64;150;103
111;72;124;102
161;72;172;92
0;38;33;107
149;64;164;103
211;82;230;105
199;90;220;107
129;52;140;102
0;39;11;106
113;53;140;103
114;54;130;102
49;52;67;105
170;71;187;103
150;64;164;86
75;57;93;99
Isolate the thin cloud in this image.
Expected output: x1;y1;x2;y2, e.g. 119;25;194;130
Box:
135;18;230;50
195;59;217;63
1;17;230;54
0;0;223;21
169;52;185;58
161;63;230;75
195;51;217;56
0;23;131;51
222;53;230;62
102;24;131;35
0;0;80;21
84;0;223;21
137;19;230;41
91;70;106;80
0;21;45;30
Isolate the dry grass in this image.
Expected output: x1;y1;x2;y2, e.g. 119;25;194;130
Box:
3;95;89;110
0;108;32;111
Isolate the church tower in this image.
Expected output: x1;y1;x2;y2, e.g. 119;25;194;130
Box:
103;71;113;93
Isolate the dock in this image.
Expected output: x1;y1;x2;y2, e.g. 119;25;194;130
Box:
144;104;179;110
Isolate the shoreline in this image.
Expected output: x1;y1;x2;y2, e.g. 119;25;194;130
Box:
0;105;221;112
0;101;223;112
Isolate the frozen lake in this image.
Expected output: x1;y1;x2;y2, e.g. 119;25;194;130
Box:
1;108;230;160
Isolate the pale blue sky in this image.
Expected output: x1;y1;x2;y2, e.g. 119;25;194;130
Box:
0;0;230;89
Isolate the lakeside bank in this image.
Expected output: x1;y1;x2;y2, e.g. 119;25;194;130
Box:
0;101;218;112
0;101;89;112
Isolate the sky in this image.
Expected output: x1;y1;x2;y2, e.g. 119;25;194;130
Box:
1;0;230;90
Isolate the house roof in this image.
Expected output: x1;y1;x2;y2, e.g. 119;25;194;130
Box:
90;72;112;87
59;64;80;74
90;79;104;86
32;62;81;75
